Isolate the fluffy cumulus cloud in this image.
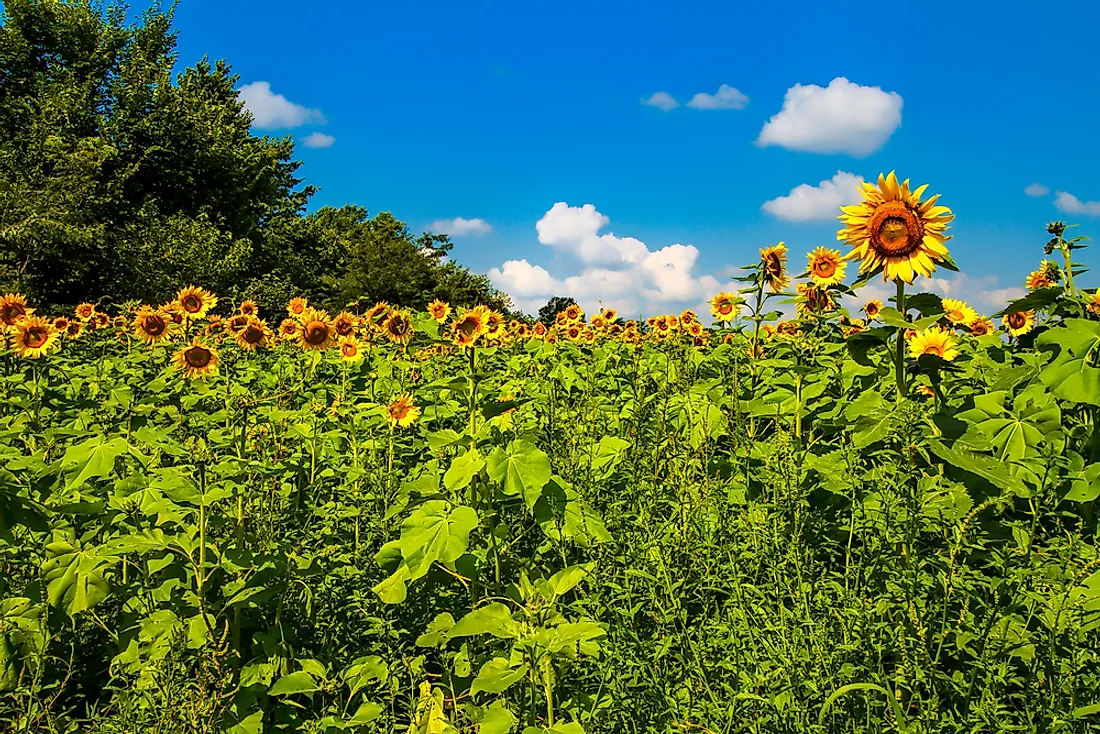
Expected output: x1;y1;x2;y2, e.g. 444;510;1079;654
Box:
687;84;749;110
1054;191;1100;216
430;217;493;236
238;81;326;130
641;91;679;112
854;273;1025;315
1024;183;1050;197
756;77;903;157
761;171;864;222
489;203;724;318
301;132;335;149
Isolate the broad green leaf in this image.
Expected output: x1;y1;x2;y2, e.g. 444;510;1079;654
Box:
41;540;110;617
1064;464;1100;503
486;440;551;508
448;603;520;640
443;449;484;492
589;436;630;478
471;657;528;695
479;707;517;734
1036;319;1100;406
928;439;1026;496
398;501;478;579
268;670;321;696
62;436;128;490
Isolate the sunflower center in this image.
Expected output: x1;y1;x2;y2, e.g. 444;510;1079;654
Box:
184;346;212;368
814;259;837;277
182;295;202;313
763;253;782;275
924;344;945;357
2;305;25;325
456;318;478;337
718;303;734;315
1007;312;1027;329
342;343;357;357
868;201;924;258
23;327;48;348
389;403;409;421
144;316;166;335
242;326;264;345
304;322;329;345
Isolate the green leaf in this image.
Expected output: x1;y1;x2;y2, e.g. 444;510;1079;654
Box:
478;707;517;734
995;286;1063;317
448;603;520;640
372;563;411;604
471;657;528;695
41;540;110;617
1064;464;1100;503
486;440;551;508
928;439;1026;496
589;436;630;479
416;613;455;647
398;501;478;580
349;701;383;725
268;670;321;696
1037;320;1100;406
443;449;485;492
61;436;128;490
547;564;591;599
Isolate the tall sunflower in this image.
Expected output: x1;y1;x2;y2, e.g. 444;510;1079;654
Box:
589;314;607;330
278;317;300;340
427;299;451;323
382;311;414;345
1025;270;1055;291
759;243;789;292
339;336;364;362
176;286;217;318
386;393;420;428
133;309;173;345
12;315;58;358
173;339;219;378
796;283;837;316
235;318;270;351
238;300;258;317
709;292;740;322
680;309;697;326
287;297;309;319
602;308;618;322
451;307;489;347
863;299;883;320
1003;310;1036;337
806;247;847;286
837;171;954;283
0;293;32;329
74;303;96;321
564;303;584;322
298;309;335;350
969;317;995;336
908;327;959;361
333;311;357;338
941;298;978;326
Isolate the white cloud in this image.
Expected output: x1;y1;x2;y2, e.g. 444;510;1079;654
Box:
756;77;903;157
301;132;335;148
761;171;864;222
687;84;749;110
1054;191;1100;216
1024;183;1049;197
641;91;679;112
238;81;325;129
852;273;1024;315
489;202;729;318
431;217;493;237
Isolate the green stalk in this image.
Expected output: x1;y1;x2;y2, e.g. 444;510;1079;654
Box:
895;280;907;401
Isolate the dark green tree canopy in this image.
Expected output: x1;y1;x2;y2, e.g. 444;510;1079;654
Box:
538;296;577;325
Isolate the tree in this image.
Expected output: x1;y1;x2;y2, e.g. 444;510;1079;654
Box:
538;296;576;325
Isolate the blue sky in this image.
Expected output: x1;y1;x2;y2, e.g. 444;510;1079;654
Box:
170;0;1100;317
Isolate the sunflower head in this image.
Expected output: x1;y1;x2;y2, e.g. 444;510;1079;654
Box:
298;309;335;350
759;243;790;292
133;308;173;344
339;336;364;362
532;321;547;337
451;307;489;347
333;311;357;337
796;283;837;316
908;327;959;361
12;315;58;358
66;320;83;339
74;302;96;321
564;303;583;322
278;317;300;339
709;292;740;322
173;339;219;378
807;247;847;286
177;286;217;318
1003;310;1036;337
969;317;995;336
484;311;505;338
0;293;32;328
364;302;391;329
1025;271;1055;291
837;171;953;283
687;321;704;337
382;310;414;345
238;300;258;317
226;313;250;334
680;309;697;326
52;316;70;332
602;308;617;322
565;324;582;340
863;299;883;320
387;393;420;428
288;297;309;319
941;298;978;326
427;299;451;323
235;317;270;351
590;314;607;330
776;321;802;338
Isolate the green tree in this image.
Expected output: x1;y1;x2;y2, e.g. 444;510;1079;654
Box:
538;296;576;325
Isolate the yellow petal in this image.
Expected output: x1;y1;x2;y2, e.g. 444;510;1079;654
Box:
884;171;900;200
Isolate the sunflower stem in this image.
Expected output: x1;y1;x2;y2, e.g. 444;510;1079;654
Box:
895;280;907;401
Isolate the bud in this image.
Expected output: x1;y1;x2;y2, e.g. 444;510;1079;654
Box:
1047;221;1067;237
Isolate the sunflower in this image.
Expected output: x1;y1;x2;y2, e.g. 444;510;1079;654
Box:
667;314;680;330
333;311;357;337
205;315;224;336
709;292;740;322
484;311;505;339
532;321;547;337
863;299;883;320
908;327;959;361
177;286;217;318
451;307;489;347
160;303;185;327
427;299;451;323
776;321;802;337
53;316;70;332
590;314;607;330
602;308;617;322
112;316;127;329
339;336;364;362
680;309;697;326
11;315;58;358
653;316;673;338
564;303;584;322
1025;271;1055;291
0;293;32;328
555;312;569;327
969;317;995;336
687;321;704;337
796;283;837;316
238;300;258;317
382;310;414;345
1003;310;1036;337
1039;259;1062;281
582;329;597;343
278;317;300;340
806;247;847;286
235;317;270;351
225;313;249;335
66;320;83;339
759;243;790;292
298;309;335;350
941;298;978;326
565;324;582;340
287;297;309;319
607;324;621;337
172;339;219;378
386;393;420;428
841;317;867;337
73;302;96;321
364;302;391;329
1088;292;1100;317
837;171;954;283
133;308;173;345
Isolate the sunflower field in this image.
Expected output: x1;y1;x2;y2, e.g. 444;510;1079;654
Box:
1;174;1099;734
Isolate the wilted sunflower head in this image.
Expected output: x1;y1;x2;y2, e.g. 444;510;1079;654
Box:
238;300;258;317
339;336;364;362
133;308;172;345
863;299;883;320
837;171;953;283
287;297;309;319
969;317;995;336
807;247;847;286
298;309;335;350
0;293;31;328
74;302;96;321
1003;310;1036;337
427;299;451;323
235;317;269;351
278;318;300;339
796;283;837;316
602;308;617;322
564;303;583;322
941;298;978;326
908;327;959;361
333;311;357;337
12;315;58;358
759;243;790;292
177;286;217;318
386;393;420;428
709;292;740;322
173;339;219;378
451;307;489;347
382;310;414;345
